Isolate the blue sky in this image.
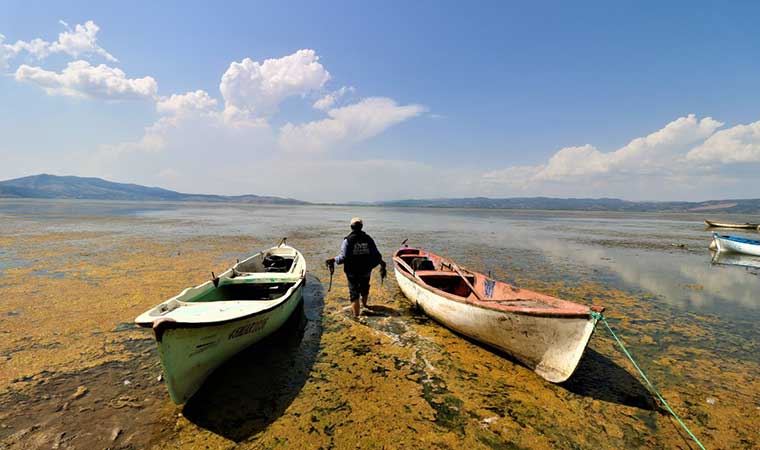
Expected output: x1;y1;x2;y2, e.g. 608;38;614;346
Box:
2;1;760;201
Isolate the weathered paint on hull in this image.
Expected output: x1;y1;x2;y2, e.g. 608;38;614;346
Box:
395;269;597;383
157;283;303;404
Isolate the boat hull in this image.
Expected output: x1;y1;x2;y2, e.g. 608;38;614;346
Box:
394;268;597;383
155;281;303;404
712;234;760;257
704;220;759;229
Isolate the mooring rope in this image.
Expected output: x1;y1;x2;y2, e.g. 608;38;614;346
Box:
590;311;707;450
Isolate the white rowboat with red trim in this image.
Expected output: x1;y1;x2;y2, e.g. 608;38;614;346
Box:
393;246;603;383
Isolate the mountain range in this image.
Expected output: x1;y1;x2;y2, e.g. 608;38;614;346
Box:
0;174;308;205
2;174;760;213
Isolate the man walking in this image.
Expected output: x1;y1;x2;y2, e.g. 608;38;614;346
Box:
326;217;386;317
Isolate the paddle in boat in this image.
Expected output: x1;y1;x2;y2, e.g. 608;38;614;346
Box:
135;240;306;404
393;245;603;383
704;219;760;229
710;233;760;257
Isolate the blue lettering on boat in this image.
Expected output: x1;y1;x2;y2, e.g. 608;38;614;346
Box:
229;318;268;339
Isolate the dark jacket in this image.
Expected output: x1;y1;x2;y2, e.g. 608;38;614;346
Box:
335;230;382;275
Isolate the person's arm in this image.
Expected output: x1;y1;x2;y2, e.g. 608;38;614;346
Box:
371;239;387;279
334;239;348;265
370;238;385;267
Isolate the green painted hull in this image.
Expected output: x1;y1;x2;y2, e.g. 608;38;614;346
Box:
157;282;304;404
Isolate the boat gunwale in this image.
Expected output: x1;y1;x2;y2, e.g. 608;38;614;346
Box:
136;245;306;330
713;233;760;246
137;276;305;333
393;248;597;318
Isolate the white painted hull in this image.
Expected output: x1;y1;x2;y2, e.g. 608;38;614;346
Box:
136;244;306;403
395;268;597;382
712;235;760;256
156;283;303;403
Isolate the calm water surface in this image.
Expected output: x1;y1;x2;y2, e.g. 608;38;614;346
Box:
4;199;758;320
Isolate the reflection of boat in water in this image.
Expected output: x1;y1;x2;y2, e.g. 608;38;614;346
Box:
704;219;759;229
711;233;760;256
393;245;603;383
710;251;760;270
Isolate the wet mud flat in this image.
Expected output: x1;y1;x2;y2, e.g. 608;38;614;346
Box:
1;205;759;449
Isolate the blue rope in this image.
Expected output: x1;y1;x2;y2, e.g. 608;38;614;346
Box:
590;311;707;450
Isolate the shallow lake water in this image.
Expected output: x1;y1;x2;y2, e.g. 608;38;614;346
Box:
0;199;758;448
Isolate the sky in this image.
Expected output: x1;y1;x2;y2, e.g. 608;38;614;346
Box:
2;1;760;202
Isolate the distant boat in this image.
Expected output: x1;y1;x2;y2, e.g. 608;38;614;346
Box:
710;233;760;257
704;219;759;229
711;251;760;270
393;245;603;383
135;242;305;404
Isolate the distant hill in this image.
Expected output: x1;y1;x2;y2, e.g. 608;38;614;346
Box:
371;196;760;213
0;174;308;205
3;174;760;213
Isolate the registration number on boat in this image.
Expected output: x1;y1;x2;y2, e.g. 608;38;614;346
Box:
229;318;268;340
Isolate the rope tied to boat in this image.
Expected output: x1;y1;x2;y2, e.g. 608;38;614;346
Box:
590;311;707;450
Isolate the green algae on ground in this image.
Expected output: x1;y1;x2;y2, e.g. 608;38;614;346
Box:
1;205;758;449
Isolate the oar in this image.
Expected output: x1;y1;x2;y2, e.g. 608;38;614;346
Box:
379;262;387;287
450;263;483;301
325;259;334;291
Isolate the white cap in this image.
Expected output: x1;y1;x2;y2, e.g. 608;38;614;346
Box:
350;217;363;226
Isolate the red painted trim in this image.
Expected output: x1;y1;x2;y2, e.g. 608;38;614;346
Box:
393;248;602;318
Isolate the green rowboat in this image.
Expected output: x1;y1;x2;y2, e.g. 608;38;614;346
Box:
135;242;306;404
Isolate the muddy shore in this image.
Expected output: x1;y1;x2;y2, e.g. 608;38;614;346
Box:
1;205;758;449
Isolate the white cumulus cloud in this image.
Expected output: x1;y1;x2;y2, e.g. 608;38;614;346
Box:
279;97;427;152
156;90;217;116
12;45;431;199
687;120;760;163
4;37;51;60
51;20;118;62
313;85;355;110
478;114;754;199
15;60;157;100
1;20;116;69
0;34;16;69
534;114;722;181
219;49;330;120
